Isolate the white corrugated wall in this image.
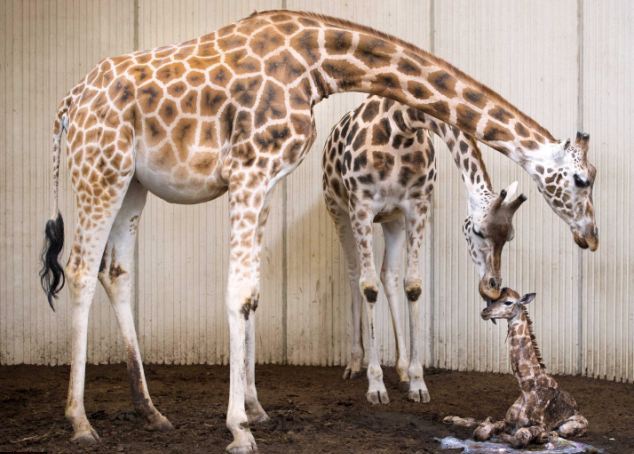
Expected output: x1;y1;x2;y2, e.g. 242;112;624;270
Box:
0;0;632;383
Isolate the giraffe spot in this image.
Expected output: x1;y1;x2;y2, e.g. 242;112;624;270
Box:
354;34;395;68
407;80;432;100
429;70;457;97
275;21;299;35
371;151;395;179
361;100;380;122
250;27;285;57
198;121;218;148
483;122;513;142
535;133;546;144
254;81;287;128
372;118;392;146
270;13;292;22
429;101;450;121
99;130;116;147
515;122;530;137
135;53;152;64
187;55;220;70
290;30;320;65
535;165;545;174
179;90;198;115
159;99;178;125
217;24;235;37
373;73;400;96
197;42;215;57
283;139;306;164
322;59;365;81
234;110;253;139
217;34;247;52
144;117;166;146
289;77;312;109
173;118;196;161
265;50;305;84
154;46;175;59
138;81;161;114
219;103;237;143
236;17;269;35
310;69;329;99
230;76;262;108
325;30;353;55
167;81;187;98
463;87;486;108
456;103;481;134
233;142;257;167
521;139;539;150
290;113;313;137
298;16;320;27
129;65;152;84
186;70;205;87
254;124;291;153
399;166;415;186
398;57;421;76
107;77;134;109
208;64;231;87
156;62;186;84
352;129;367;151
190;152;218;175
490;105;513;124
226;49;261;74
150;143;177;171
200;86;227;116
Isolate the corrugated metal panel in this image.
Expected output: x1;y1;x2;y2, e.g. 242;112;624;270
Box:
0;0;134;365
432;0;581;375
135;0;283;365
581;0;634;382
0;0;631;383
284;0;433;367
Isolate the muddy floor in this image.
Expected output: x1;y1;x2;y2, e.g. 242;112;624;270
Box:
0;364;632;453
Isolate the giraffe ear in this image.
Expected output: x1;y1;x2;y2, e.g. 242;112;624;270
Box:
520;293;536;305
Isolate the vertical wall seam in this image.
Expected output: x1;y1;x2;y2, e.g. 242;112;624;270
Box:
133;0;140;335
576;0;584;376
428;0;436;368
281;0;288;365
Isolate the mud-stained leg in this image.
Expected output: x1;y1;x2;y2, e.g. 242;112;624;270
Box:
98;179;172;431
244;203;271;425
325;202;364;380
64;172;134;444
225;171;277;453
473;417;506;441
403;206;431;403
380;219;409;389
349;202;388;405
557;413;588;438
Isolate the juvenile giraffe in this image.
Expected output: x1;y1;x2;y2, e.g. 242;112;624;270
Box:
322;95;526;404
39;10;598;452
471;288;588;448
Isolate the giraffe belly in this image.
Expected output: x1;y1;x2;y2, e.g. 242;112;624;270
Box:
134;143;229;204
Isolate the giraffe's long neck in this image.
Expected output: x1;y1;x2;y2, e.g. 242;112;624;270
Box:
507;309;547;388
300;11;559;161
406;110;495;214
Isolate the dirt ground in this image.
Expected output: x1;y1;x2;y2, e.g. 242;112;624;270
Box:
1;364;632;453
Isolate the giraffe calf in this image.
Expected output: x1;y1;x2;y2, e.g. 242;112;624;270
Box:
322;96;526;404
446;289;589;448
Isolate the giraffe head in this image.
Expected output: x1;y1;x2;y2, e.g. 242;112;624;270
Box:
463;181;526;301
480;287;536;321
526;132;598;251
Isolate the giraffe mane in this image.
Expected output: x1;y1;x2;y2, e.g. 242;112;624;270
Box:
247;10;556;143
521;305;546;370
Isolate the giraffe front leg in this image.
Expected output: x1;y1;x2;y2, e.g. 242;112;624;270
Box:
556;413;588;439
506;425;548;448
473;417;505;441
404;208;430;403
98;181;172;432
349;203;388;405
380;219;409;388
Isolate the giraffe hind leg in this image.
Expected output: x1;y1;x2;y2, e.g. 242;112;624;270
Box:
97;179;173;431
557;413;588;439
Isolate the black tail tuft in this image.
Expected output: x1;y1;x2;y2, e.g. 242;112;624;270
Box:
40;213;65;311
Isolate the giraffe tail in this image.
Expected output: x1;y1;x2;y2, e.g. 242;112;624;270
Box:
39;94;71;311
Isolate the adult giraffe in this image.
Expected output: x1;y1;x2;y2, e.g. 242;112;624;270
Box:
39;10;598;453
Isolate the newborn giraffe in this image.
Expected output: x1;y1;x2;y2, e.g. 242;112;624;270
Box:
322;95;526;403
446;288;588;448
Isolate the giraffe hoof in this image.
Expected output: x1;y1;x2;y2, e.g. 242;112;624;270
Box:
343;367;363;380
226;431;258;454
398;381;410;392
366;390;390;405
247;410;270;425
145;414;174;432
408;389;431;403
71;427;100;444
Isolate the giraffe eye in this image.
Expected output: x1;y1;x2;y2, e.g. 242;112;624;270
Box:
473;226;485;239
504;301;513;306
574;174;590;188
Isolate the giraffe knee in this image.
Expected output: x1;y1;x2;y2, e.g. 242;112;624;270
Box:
360;283;379;303
404;279;422;302
240;294;259;320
